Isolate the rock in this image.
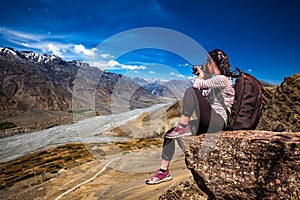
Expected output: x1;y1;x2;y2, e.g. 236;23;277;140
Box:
257;72;300;132
159;178;208;200
178;131;300;200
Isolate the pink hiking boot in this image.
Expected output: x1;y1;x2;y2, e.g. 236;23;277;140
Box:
146;169;172;185
165;124;191;138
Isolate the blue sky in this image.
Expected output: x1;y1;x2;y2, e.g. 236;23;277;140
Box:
0;0;299;84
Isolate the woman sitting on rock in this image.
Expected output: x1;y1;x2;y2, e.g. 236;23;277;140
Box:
146;48;235;185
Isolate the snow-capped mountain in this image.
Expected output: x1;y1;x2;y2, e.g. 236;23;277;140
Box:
0;47;25;60
21;50;60;64
132;77;192;98
0;47;83;66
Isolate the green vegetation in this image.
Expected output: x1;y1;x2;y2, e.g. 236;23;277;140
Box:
0;122;17;130
0;143;94;189
113;137;163;152
67;109;91;114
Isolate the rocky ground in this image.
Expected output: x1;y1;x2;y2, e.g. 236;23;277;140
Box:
179;130;300;199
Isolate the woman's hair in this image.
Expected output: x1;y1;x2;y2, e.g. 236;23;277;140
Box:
208;49;231;76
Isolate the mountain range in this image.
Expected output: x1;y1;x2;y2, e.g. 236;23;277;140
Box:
0;47;191;133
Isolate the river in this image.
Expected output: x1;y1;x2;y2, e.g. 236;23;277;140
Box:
0;103;171;163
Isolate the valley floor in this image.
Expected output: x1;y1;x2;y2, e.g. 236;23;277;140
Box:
1;139;207;200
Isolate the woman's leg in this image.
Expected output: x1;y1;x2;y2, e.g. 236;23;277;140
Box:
177;87;225;134
147;87;223;184
146;128;175;184
181;87;213;134
160;87;213;168
160;127;175;169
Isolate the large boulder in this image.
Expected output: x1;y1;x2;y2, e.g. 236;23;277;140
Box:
178;131;300;200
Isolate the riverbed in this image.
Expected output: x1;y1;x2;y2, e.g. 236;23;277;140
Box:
0;103;171;163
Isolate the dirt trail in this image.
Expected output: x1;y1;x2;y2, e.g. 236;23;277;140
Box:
2;144;200;200
49;156;190;200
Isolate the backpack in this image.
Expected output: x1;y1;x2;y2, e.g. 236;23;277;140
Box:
219;68;263;130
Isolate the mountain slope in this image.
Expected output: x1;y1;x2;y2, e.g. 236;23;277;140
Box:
257;72;300;131
0;47;160;133
135;79;192;98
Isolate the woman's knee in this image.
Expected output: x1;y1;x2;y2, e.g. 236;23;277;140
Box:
184;87;195;97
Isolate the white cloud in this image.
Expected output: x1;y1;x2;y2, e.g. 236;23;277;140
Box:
121;64;146;70
74;44;97;56
170;72;185;78
187;75;196;80
88;59;147;71
34;42;74;58
20;43;29;47
1;27;44;42
100;53;114;59
179;63;190;67
88;61;108;68
0;27;97;60
149;71;155;74
107;60;119;67
46;43;63;57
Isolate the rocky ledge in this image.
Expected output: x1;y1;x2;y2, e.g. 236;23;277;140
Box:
178;131;300;200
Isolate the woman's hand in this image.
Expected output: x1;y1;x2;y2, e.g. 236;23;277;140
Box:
196;69;212;80
196;69;205;79
193;71;205;88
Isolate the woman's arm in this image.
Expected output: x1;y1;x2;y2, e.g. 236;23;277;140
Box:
193;75;228;89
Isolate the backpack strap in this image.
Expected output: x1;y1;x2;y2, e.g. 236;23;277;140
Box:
230;71;246;126
215;88;232;129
